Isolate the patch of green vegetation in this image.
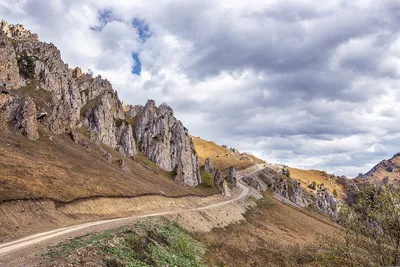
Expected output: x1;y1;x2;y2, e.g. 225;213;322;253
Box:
201;171;214;187
18;52;36;78
43;218;206;267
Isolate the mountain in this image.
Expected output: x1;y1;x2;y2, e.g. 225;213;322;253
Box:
0;20;201;192
363;152;400;187
191;136;265;174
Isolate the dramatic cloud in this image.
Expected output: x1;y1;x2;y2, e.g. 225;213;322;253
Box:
2;0;400;176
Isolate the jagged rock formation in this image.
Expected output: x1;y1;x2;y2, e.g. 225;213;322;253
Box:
204;158;214;173
203;158;223;186
0;21;202;187
1;96;39;140
227;167;238;186
202;158;231;196
125;104;143;118
135;100;200;186
362;152;400;187
243;167;339;217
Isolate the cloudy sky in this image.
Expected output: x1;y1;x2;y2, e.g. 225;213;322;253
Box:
2;0;400;177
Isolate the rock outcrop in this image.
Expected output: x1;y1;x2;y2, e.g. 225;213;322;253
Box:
0;94;39;140
0;21;204;187
135;100;200;186
125;104;143;118
243;167;339;217
227;167;238;186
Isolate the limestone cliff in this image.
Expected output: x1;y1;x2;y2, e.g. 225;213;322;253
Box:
135;100;201;186
0;21;201;187
243;167;339;218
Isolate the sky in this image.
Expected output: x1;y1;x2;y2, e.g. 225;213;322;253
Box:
2;0;400;177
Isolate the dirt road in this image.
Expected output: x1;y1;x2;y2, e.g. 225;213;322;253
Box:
0;177;250;259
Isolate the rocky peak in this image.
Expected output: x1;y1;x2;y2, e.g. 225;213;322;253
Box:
0;21;203;187
364;153;400;187
0;20;39;42
135;99;200;186
204;158;213;173
125;104;143;118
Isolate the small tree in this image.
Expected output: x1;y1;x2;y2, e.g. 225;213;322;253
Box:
332;189;338;197
315;185;400;266
308;181;317;190
18;53;36;78
201;172;214;187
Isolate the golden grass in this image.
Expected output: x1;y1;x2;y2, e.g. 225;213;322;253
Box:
367;156;400;185
196;192;340;266
289;168;344;198
191;136;265;174
0;126;217;202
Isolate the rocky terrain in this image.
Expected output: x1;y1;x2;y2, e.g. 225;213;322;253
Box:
361;152;400;187
0;20;200;187
242;166;339;219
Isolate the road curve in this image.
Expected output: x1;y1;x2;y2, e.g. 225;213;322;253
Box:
0;177;250;258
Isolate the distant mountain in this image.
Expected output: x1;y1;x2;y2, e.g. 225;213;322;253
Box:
363;153;400;187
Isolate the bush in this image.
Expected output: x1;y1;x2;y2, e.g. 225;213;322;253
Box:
201;172;214;187
308;181;317;190
18;53;36;78
332;189;338;197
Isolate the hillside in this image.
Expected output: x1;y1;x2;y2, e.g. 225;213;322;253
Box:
191;136;265;173
0;127;217;203
0;20;229;206
31;192;340;267
363;152;400;187
288;167;344;198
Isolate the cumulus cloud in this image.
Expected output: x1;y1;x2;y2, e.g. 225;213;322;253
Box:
2;0;400;177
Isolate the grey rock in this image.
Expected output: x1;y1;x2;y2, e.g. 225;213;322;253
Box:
0;94;39;140
104;152;112;162
125;104;143;118
135;100;200;186
227;166;237;186
82;90;136;158
204;158;213;173
243;167;340;217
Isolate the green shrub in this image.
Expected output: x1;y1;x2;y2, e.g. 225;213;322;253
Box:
201;172;214;187
18;53;36;78
308;181;317;190
333;189;338;197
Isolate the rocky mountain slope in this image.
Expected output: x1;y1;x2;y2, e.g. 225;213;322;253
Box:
192;136;265;173
242;166;340;219
0;20;200;187
192;137;340;218
361;152;400;187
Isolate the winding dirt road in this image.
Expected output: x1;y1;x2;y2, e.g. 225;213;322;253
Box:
0;178;250;259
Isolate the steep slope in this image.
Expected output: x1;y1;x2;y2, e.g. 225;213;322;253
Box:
0;20;200;187
288;167;344;198
0;127;214;202
243;167;340;218
363;152;400;187
191;136;265;173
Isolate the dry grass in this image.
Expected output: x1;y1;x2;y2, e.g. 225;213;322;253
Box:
0;126;218;202
367;155;400;185
191;136;265;174
195;192;340;267
289;167;344;198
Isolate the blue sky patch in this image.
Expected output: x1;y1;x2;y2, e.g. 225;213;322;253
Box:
132;18;151;43
132;53;142;75
91;9;120;31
